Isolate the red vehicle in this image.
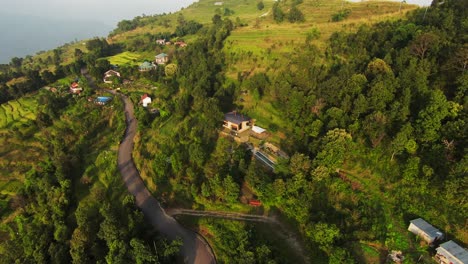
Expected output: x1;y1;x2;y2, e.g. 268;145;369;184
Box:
249;200;262;206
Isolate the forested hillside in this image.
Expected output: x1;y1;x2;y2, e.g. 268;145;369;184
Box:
0;0;466;263
130;0;467;262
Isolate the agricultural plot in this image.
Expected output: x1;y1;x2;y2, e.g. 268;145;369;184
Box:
0;96;38;128
106;51;143;66
0;97;40;220
223;0;417;77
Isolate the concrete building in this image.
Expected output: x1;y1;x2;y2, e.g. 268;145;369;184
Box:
435;241;468;264
223;112;252;133
408;218;444;244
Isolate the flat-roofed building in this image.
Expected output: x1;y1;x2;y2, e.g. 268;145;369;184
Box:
408;218;444;243
435;240;468;264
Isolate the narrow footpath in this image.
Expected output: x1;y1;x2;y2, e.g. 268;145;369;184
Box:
82;69;216;264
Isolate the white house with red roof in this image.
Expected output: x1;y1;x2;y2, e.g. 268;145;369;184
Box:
70;82;83;94
141;94;152;107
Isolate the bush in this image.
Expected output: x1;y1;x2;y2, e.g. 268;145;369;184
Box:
331;9;351;22
272;2;285;22
288;6;305;23
257;1;265;10
269;123;279;132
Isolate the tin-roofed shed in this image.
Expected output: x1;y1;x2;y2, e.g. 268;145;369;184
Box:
435;240;468;264
408;218;444;243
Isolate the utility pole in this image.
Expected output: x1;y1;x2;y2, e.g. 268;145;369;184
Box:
423;6;429;20
399;0;407;13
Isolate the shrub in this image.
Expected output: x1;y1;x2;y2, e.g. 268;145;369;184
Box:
288;6;305;23
331;9;351;22
257;1;265;10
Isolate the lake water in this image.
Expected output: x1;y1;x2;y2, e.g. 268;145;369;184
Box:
0;0;195;64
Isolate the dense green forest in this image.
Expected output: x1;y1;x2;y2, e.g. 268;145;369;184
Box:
132;1;467;262
0;0;466;263
0;85;181;262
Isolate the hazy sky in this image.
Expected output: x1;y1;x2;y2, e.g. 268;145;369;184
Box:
349;0;432;5
1;0;196;25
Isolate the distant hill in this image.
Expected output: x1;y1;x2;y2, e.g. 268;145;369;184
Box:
0;12;112;63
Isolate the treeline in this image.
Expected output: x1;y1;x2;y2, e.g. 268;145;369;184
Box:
110;12;203;38
109;13;171;36
122;14;203;52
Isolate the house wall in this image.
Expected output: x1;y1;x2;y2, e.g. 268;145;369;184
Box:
142;98;151;107
408;223;435;243
155;57;168;64
239;121;250;132
435;253;451;264
223;121;250;133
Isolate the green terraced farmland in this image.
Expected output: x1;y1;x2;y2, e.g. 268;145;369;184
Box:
106;51;143;65
0;96;38;128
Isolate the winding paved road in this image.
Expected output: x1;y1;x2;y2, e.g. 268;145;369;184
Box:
82;70;216;264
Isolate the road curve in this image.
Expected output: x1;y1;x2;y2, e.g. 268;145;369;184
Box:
82;70;216;264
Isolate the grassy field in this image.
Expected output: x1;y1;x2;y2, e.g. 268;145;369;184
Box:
109;0;417;62
106;0;419;86
180;0;276;24
223;0;418;72
106;51;144;66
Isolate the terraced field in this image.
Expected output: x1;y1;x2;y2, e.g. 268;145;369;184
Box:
106;51;144;66
0;95;41;220
0;96;38;129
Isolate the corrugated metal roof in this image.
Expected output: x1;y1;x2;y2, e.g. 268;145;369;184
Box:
409;218;443;239
155;53;168;58
224;112;250;124
96;96;112;102
437;240;468;264
140;61;154;67
252;125;266;134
